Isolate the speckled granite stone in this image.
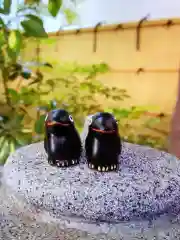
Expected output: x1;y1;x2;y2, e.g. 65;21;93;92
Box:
3;141;180;223
1;116;180;239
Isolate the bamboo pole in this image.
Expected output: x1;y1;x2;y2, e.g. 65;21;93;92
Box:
47;18;180;37
110;68;178;73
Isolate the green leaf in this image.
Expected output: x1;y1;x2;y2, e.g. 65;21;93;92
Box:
14;114;24;124
64;8;77;24
7;88;20;103
0;30;6;47
19;87;39;104
3;0;12;14
21;15;48;38
15;133;31;146
25;14;44;24
48;0;62;17
98;63;109;73
21;128;32;133
49;100;57;109
8;30;22;56
144;117;161;128
0;137;10;164
20;94;37;105
0;8;5;14
6;47;18;62
41;38;56;45
79;82;90;90
24;0;41;4
9;139;16;153
0;17;5;27
34;114;46;134
0;136;6;147
113;108;131;118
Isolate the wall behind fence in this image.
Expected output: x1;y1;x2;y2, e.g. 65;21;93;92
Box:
26;18;180;114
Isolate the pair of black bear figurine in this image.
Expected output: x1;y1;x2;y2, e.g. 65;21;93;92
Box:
44;109;122;172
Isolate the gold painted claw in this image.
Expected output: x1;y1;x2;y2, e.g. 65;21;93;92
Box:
88;164;118;172
88;164;95;169
56;160;65;167
71;159;78;165
55;159;79;168
56;161;61;167
96;166;109;172
96;165;118;172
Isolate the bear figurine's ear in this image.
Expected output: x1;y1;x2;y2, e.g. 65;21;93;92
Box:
81;114;94;149
45;113;48;122
87;115;93;126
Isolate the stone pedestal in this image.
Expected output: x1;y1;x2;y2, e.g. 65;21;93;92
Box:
1;122;180;239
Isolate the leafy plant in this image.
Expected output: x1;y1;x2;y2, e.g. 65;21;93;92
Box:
0;0;73;163
107;107;168;151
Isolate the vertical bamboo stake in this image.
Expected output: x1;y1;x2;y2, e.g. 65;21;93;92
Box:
136;15;149;51
55;26;62;52
93;22;102;53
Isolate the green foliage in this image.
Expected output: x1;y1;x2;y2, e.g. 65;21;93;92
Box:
48;0;62;17
22;0;78;23
40;38;57;45
8;30;22;57
0;0;63;163
1;0;12;14
64;8;77;24
21;15;48;38
34;114;46;134
24;0;41;4
107;107;168;151
0;0;167;164
0;114;32;163
47;62;129;128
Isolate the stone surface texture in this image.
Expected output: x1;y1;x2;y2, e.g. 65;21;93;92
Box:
3;141;180;223
0;117;180;239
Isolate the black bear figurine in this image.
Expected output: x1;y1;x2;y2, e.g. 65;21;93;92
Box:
85;112;122;172
44;109;82;167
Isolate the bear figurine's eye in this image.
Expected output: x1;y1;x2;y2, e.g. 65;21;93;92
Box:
69;115;74;122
